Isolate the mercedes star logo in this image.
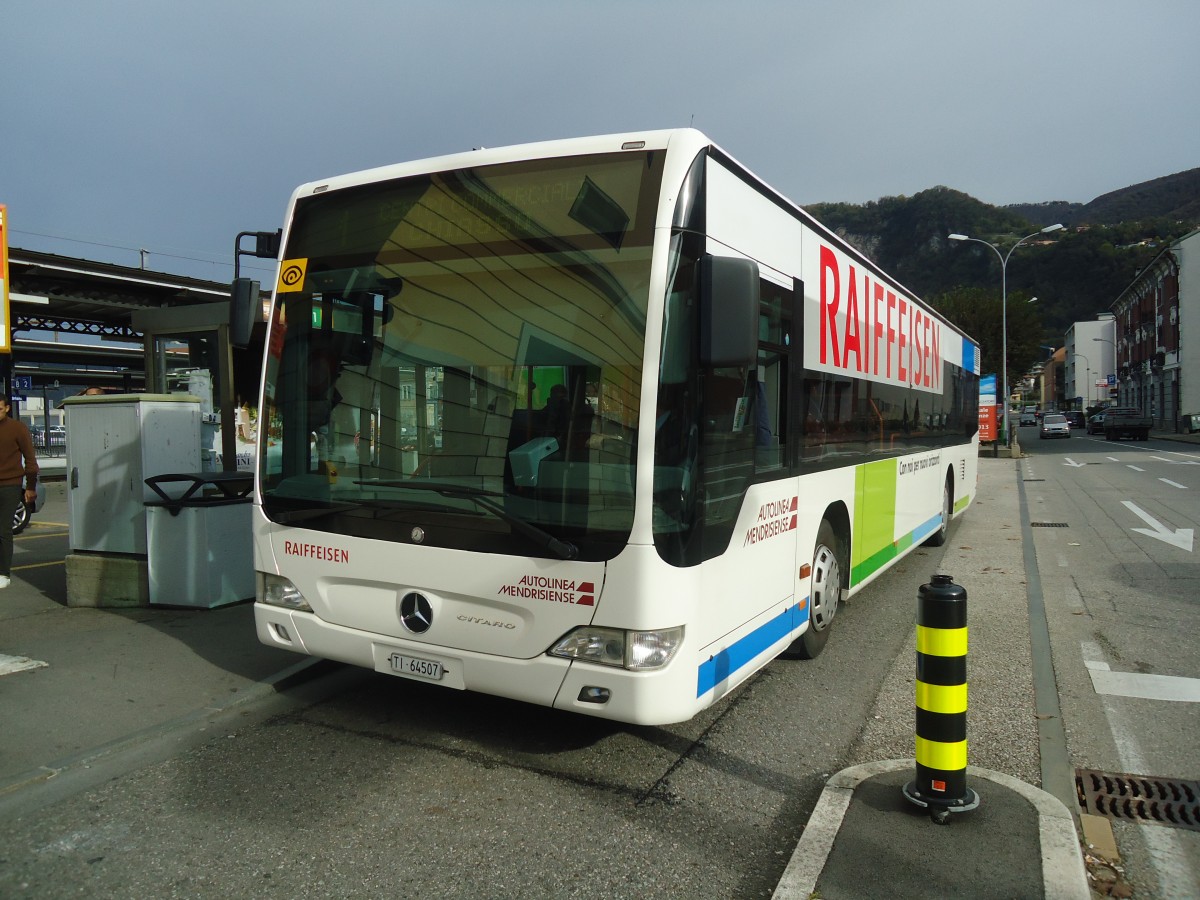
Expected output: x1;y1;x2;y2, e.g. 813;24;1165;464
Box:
399;592;433;634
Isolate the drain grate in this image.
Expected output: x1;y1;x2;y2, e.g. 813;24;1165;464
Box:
1024;478;1046;482
1031;522;1069;528
1076;769;1200;832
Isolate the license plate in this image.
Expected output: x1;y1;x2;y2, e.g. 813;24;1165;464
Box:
389;653;444;681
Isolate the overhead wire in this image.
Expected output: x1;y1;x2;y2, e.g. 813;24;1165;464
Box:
10;228;277;276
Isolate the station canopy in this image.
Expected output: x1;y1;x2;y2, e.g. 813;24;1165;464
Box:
7;248;232;390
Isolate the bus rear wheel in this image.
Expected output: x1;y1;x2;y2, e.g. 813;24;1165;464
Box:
785;520;844;660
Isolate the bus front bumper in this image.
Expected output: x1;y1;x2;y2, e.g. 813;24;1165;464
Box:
255;603;702;725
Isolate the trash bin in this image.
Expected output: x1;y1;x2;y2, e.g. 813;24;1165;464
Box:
144;472;254;608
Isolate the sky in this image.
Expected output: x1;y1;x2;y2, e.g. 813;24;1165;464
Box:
4;0;1198;284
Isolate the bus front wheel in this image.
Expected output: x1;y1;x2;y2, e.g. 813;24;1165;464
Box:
786;520;844;659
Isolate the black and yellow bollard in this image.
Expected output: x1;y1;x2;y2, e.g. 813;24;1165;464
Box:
902;573;979;823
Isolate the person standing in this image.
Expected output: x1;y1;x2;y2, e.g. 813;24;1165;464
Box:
0;397;39;588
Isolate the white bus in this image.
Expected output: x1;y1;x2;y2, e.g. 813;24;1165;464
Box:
251;130;980;725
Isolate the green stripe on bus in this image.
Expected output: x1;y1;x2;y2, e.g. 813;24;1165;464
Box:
850;523;919;584
852;541;898;583
852;460;897;574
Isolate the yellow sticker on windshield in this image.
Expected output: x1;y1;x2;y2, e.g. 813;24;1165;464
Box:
277;258;308;293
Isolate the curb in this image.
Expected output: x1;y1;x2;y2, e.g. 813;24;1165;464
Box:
771;759;1091;900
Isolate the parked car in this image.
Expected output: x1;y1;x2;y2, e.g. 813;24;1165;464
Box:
1063;411;1086;429
13;481;46;535
1039;413;1071;439
1086;413;1106;435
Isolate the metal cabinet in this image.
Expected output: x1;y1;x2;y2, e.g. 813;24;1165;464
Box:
64;394;202;555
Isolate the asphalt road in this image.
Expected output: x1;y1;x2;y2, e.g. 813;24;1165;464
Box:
1018;425;1200;897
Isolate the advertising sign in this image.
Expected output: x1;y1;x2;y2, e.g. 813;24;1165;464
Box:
804;241;957;395
978;404;997;442
978;373;997;442
979;374;997;405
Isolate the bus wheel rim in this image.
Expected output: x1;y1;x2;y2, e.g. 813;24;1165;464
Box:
810;543;841;632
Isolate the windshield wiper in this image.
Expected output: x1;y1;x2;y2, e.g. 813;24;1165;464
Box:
356;479;578;560
270;500;367;524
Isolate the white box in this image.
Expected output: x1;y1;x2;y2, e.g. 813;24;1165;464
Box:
64;394;202;555
146;501;253;607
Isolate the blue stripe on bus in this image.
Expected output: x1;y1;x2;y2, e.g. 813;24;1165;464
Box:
696;509;946;700
696;601;805;698
962;338;977;375
911;512;943;544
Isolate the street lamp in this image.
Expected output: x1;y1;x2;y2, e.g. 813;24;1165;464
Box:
1075;352;1091;409
948;224;1064;445
1092;336;1116;404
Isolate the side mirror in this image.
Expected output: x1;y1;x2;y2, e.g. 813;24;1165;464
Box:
230;278;261;348
699;255;759;367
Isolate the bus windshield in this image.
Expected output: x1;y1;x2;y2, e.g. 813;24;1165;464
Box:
260;150;666;561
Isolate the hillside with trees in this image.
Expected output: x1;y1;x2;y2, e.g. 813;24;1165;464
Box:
1008;167;1200;226
805;168;1199;387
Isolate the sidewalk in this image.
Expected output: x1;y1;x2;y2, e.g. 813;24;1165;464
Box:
774;760;1087;899
1152;429;1200;445
775;454;1093;899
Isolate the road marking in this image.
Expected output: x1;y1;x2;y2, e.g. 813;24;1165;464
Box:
1081;643;1200;895
1158;478;1188;489
1063;458;1085;468
13;560;67;571
1127;465;1145;472
15;531;71;541
1106;456;1119;462
1121;500;1194;551
1085;660;1200;701
0;654;48;677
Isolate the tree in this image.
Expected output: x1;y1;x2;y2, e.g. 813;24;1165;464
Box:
930;286;1044;394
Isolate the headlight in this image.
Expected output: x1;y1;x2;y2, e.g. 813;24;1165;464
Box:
549;626;683;670
627;627;684;670
260;573;312;612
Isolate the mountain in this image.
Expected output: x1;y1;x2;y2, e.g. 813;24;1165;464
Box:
1007;167;1200;226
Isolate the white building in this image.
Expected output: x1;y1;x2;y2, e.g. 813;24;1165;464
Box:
1065;316;1117;411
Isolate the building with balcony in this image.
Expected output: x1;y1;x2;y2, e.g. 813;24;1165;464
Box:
1109;229;1200;430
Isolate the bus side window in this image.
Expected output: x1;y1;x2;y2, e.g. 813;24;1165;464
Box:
754;279;791;474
